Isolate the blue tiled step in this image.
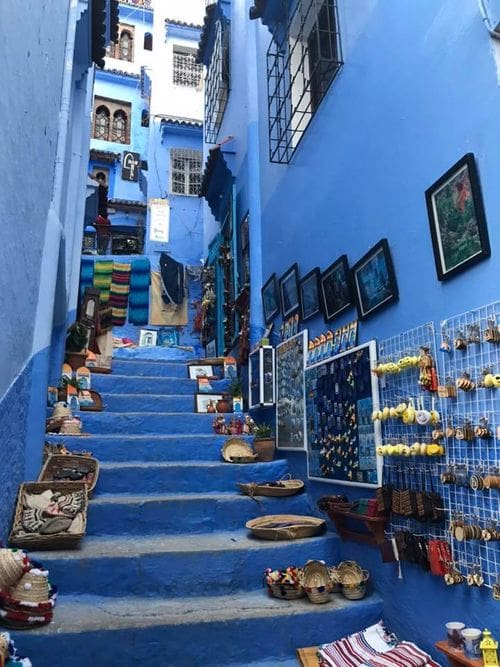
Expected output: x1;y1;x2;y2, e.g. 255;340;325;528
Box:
111;359;191;378
87;492;313;536
90;374;229;395
80;411;222;435
45;434;253;462
95;393;195;413
96;459;289;494
32;531;340;598
16;591;384;667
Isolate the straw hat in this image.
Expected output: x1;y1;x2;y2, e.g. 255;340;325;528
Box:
52;403;72;419
10;569;50;604
59;417;82;435
0;633;8;660
0;549;28;591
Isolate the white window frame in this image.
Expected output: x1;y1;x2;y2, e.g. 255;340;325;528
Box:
172;46;203;88
170;148;203;196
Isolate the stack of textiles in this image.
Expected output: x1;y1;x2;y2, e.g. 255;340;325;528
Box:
93;260;114;303
79;258;95;301
129;258;151;325
318;621;441;667
109;262;131;326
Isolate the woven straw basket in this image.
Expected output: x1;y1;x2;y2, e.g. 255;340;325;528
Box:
221;438;257;463
302;560;331;604
38;454;99;496
268;582;305;600
10;569;50;604
246;515;326;540
0;549;28;591
336;560;369;586
9;481;88;550
238;479;304;497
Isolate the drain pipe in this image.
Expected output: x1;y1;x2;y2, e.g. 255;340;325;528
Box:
25;0;81;480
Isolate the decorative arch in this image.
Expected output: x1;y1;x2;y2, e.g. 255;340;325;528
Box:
94;105;110;140
112;110;128;144
119;30;133;61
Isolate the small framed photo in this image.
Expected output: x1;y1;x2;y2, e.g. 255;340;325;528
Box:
279;263;300;319
299;268;321;321
320;255;353;322
195;393;223;413
425;153;490;281
139;329;158;347
188;364;214;379
352;239;398;320
261;274;280;324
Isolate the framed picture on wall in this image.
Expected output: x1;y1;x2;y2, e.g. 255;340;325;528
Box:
279;263;300;319
320;255;353;322
261;274;280;324
352;239;398;320
299;268;321;321
139;329;158;347
425;153;490;281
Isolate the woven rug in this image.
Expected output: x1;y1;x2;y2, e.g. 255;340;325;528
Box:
109;262;131;327
93;260;114;304
129;258;151;325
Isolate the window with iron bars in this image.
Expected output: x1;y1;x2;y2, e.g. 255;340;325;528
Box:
204;17;230;144
173;48;203;88
267;0;342;163
170;149;203;196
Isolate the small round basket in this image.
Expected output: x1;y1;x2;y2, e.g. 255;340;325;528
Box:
246;515;326;540
268;582;305;600
336;560;366;586
301;560;331;604
341;581;368;600
221;438;256;463
10;569;50;605
264;567;305;600
0;549;29;591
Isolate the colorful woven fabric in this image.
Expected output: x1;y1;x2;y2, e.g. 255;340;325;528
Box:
79;257;95;301
129;258;151;325
109;262;131;327
93;260;114;303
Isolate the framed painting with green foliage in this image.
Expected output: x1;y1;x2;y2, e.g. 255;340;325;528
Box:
425;153;490;281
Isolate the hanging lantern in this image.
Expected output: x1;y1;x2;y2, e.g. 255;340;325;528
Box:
82;225;97;254
480;629;499;667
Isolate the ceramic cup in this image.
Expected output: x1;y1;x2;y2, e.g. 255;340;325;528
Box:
462;628;482;658
446;622;465;648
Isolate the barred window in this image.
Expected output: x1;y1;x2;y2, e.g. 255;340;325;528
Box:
267;0;342;163
204;17;230;143
94;106;110;140
170;149;202;196
108;24;135;62
173;48;203;88
112;110;128;143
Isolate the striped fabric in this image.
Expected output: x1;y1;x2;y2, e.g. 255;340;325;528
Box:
79;257;95;301
109;262;131;327
93;260;114;303
129;258;151;325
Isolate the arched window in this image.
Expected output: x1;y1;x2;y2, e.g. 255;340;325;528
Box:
119;31;133;61
144;32;153;51
112;110;128;143
94;106;110;140
141;109;149;127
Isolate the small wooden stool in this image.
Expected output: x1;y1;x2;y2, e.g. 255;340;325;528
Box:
435;641;484;667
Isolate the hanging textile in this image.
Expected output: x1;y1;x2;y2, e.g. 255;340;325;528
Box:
79;258;95;302
128;258;151;325
159;252;184;305
93;260;114;303
109;262;131;327
150;271;188;326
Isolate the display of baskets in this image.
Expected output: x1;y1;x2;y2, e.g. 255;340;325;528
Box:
9;482;88;550
221;438;257;463
237;479;304;497
246;515;326;540
38;454;99;495
301;560;332;604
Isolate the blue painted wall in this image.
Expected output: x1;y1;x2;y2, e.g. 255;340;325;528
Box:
200;0;500;656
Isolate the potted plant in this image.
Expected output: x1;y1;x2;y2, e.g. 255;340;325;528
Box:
229;377;244;413
252;422;275;462
65;322;89;371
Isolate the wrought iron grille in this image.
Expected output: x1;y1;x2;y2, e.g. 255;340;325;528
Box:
173;50;203;87
170;148;203;196
267;0;342;163
204;17;230;144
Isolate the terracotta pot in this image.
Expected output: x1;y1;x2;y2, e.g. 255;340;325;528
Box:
65;351;87;372
216;398;232;413
253;437;275;462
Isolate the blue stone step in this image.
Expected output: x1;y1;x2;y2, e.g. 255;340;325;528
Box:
95;393;195;413
32;531;340;598
111;359;191;378
87;492;313;536
45;434;252;462
16;592;384;667
97;460;289;494
90;374;229;395
81;411;221;435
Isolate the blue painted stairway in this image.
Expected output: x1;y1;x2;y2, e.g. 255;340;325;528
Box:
18;356;383;666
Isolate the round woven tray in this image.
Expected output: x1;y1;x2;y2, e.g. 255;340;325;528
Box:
221;438;255;463
238;479;304;497
245;515;326;540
